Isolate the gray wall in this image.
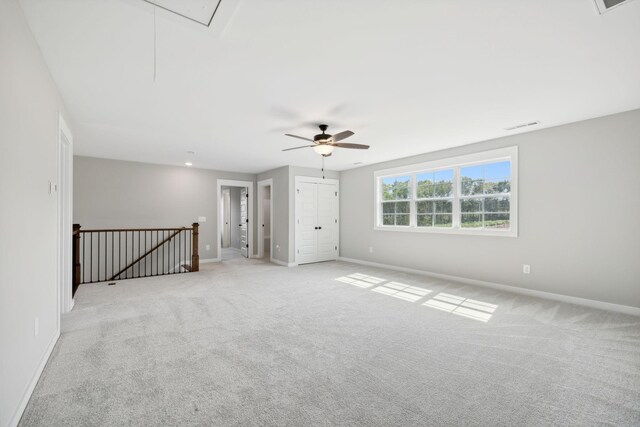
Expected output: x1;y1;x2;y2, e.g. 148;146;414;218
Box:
74;156;254;261
0;2;71;425
340;109;640;308
257;166;290;263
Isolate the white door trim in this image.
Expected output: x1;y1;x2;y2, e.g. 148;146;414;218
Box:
58;113;73;318
217;179;254;260
257;179;273;261
294;176;339;186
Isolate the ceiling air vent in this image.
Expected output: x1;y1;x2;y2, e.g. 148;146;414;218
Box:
504;121;540;131
593;0;637;14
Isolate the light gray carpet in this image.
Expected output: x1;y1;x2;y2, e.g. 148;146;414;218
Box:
20;258;640;426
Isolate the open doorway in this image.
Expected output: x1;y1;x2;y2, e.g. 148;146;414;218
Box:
220;186;245;260
257;179;273;260
217;179;253;262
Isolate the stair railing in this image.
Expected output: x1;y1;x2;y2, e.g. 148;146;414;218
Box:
72;223;199;287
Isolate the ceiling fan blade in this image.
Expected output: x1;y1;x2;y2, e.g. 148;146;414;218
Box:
285;133;314;142
331;142;370;150
282;145;315;152
329;130;354;143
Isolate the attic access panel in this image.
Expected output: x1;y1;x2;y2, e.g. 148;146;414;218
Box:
144;0;222;26
593;0;638;13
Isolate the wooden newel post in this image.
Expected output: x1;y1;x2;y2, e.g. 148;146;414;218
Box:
73;224;81;295
191;222;199;272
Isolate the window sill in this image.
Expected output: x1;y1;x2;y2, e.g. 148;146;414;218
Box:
373;225;517;237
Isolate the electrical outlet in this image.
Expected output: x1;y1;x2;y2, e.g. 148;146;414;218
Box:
523;264;531;274
205;244;210;251
369;246;373;253
34;317;39;336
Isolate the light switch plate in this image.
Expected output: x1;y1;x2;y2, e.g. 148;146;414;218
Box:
198;216;206;222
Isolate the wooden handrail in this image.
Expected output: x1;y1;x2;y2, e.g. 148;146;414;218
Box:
108;227;185;281
80;227;193;233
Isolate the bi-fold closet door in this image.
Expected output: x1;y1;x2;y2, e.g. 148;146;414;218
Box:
295;177;339;265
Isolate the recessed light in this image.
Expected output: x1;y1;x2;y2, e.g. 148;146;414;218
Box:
353;162;363;165
185;162;193;166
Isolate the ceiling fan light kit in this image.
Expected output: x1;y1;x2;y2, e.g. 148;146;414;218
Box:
313;144;335;156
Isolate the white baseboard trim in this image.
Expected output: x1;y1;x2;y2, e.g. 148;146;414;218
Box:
338;257;640;317
9;328;60;427
270;258;296;267
200;258;220;264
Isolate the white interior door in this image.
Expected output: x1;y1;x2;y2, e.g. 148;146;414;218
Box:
222;190;231;248
240;187;248;257
316;183;338;262
295;182;318;264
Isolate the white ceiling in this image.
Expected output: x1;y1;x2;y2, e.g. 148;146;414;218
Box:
19;0;640;173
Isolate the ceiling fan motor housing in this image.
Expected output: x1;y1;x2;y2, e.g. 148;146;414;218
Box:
314;133;331;142
314;124;330;142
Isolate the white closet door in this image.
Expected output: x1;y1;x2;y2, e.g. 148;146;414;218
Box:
295;182;318;264
240;187;248;258
316;183;338;262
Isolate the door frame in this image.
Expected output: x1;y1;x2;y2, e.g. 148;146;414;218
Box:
294;176;339;265
257;178;273;260
217;179;254;261
58;113;73;318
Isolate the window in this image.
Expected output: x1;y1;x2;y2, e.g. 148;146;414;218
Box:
416;169;453;228
381;175;411;226
374;147;518;236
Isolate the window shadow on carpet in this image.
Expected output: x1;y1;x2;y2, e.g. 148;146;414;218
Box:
335;273;498;322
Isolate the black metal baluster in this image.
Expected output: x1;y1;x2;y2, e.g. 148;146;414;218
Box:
125;231;128;279
82;233;85;284
97;232;101;282
103;232;106;282
90;232;93;283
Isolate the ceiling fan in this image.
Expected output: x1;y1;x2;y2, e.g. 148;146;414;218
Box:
283;124;369;157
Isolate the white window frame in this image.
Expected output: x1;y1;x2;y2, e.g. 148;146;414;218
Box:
374;146;518;237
